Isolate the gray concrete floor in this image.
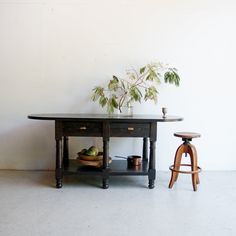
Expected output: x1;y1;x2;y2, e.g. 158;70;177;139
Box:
0;171;236;236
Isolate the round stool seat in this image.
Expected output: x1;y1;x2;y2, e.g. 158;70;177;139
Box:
174;132;201;139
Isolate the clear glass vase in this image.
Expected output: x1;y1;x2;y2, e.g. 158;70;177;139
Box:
117;105;133;117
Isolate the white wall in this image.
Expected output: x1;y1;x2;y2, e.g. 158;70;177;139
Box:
0;0;235;170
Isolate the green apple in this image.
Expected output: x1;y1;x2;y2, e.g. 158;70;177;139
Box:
87;146;99;156
85;149;96;156
80;148;87;154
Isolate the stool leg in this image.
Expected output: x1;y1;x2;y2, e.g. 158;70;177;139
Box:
196;173;200;185
188;144;198;191
169;144;185;189
191;145;200;184
174;144;188;182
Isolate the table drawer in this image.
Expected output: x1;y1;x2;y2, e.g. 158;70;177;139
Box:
63;121;102;136
110;123;150;137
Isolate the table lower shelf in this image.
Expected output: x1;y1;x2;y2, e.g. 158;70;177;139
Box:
64;159;149;176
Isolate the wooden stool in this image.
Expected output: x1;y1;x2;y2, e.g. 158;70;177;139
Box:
168;132;201;191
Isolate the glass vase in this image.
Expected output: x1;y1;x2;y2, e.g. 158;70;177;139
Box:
117;105;133;117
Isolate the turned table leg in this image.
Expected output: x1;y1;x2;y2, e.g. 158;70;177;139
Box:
63;136;69;168
102;137;109;189
56;138;63;188
148;139;156;189
148;122;157;189
143;137;148;161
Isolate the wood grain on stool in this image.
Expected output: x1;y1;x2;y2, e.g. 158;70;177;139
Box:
169;132;201;191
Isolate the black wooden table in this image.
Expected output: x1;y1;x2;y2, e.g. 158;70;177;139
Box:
28;114;183;189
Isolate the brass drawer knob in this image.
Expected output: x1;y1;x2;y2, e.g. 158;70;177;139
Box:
127;127;134;131
79;126;87;130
